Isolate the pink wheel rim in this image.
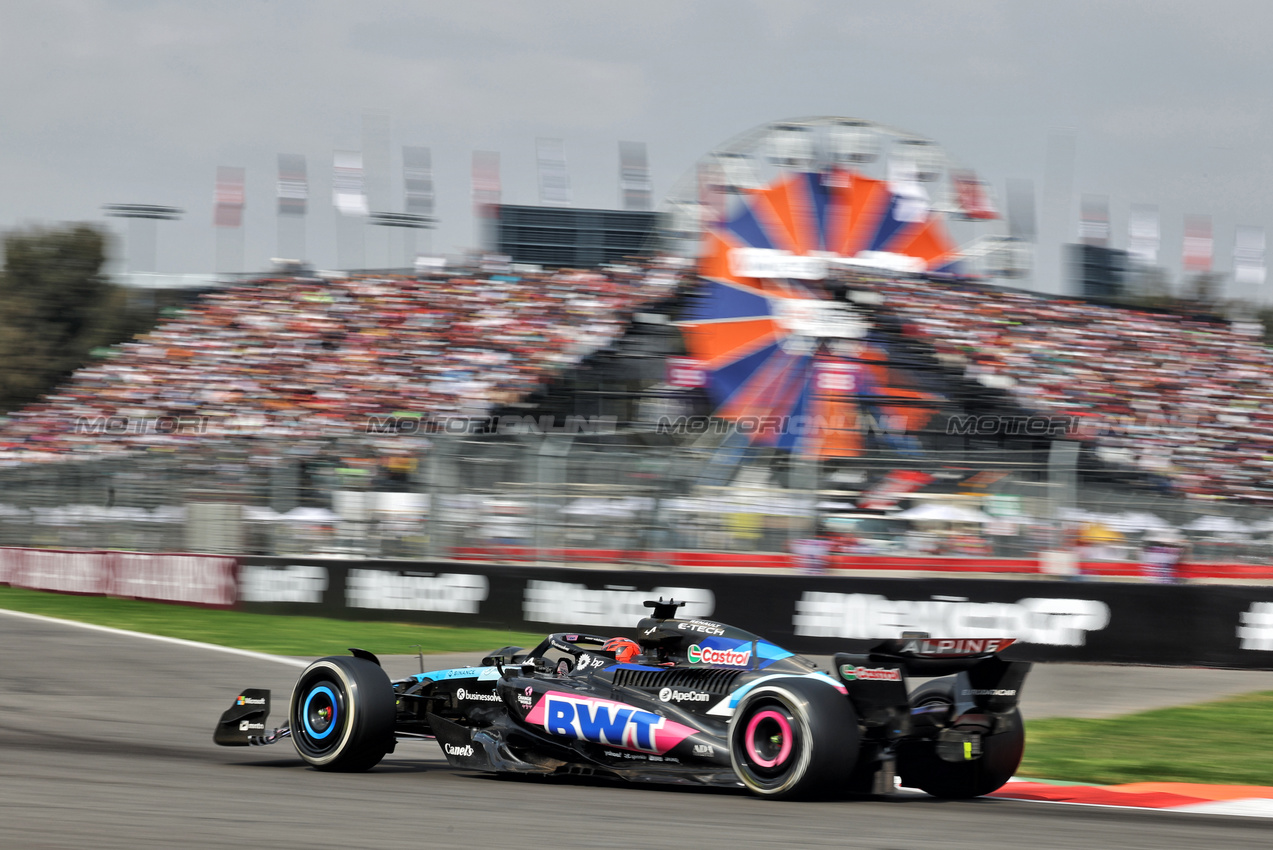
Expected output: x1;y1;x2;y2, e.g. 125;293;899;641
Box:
745;709;793;768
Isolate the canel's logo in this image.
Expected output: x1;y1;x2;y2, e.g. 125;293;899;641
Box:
444;743;474;757
527;692;696;754
686;644;751;667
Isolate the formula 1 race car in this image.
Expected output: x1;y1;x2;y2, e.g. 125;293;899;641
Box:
214;599;1031;800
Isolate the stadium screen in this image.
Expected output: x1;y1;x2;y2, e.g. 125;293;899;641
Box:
494;204;661;267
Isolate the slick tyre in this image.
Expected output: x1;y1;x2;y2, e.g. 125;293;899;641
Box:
290;656;395;772
897;677;1024;799
728;677;860;800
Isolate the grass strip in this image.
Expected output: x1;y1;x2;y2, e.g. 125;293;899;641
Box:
1021;691;1273;786
0;586;543;658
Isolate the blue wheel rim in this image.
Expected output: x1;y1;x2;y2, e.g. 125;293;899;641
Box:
302;685;338;740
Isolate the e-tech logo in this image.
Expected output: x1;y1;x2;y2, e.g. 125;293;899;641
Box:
528;692;696;754
686;644;751;667
677;620;726;636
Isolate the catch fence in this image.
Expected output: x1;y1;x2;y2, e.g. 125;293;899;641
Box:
1;433;1271;574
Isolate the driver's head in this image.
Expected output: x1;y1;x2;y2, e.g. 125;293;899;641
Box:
603;637;641;664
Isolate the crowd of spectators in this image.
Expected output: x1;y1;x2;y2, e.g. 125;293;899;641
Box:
875;276;1273;501
0;260;683;464
6;253;1273;504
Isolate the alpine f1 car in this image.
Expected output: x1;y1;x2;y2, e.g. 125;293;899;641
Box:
215;599;1031;800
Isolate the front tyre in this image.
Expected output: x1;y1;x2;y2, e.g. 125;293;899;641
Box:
897;678;1024;799
728;677;859;799
289;656;395;772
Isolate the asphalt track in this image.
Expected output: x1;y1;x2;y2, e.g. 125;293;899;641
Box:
3;613;1273;850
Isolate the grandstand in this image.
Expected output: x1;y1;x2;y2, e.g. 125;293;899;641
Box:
1;254;1271;575
2;116;1272;580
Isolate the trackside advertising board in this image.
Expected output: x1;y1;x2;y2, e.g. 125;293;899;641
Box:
234;557;1273;670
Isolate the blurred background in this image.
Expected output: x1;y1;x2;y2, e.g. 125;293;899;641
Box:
3;2;1273;580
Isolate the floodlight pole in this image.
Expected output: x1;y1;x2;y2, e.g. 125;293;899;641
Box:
368;212;435;269
102;204;183;275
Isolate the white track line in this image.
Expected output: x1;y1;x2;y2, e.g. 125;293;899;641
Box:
0;607;307;667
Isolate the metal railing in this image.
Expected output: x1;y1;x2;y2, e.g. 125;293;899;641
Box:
1;433;1270;569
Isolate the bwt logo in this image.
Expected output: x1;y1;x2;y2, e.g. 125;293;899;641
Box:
945;415;1083;438
364;414;618;435
72;416;209;435
541;695;668;753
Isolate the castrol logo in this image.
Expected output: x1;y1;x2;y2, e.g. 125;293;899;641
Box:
686;644;751;667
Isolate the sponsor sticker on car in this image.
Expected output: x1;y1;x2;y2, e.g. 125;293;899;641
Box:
839;665;902;682
456;687;501;703
686;644;751;667
526;692;696;754
658;687;712;704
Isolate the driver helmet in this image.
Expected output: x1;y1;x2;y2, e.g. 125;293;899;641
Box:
603;637;641;664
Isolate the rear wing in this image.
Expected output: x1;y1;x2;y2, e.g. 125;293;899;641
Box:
834;635;1031;719
867;637;1017;676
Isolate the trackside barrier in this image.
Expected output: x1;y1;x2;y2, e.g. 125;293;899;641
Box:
5;548;1273;669
449;544;1273;581
0;547;237;607
235;555;1273;670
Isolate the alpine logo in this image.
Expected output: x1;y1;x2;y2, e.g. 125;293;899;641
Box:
686;644;751;667
839;665;902;682
444;743;475;757
900;638;1015;657
456;687;501;702
527;692;696;754
658;687;712;704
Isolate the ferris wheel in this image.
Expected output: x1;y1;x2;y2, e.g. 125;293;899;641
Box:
661;116;997;261
666;117;983;459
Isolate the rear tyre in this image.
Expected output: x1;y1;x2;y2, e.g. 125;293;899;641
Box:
896;678;1024;799
728;677;859;799
290;656;395;772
